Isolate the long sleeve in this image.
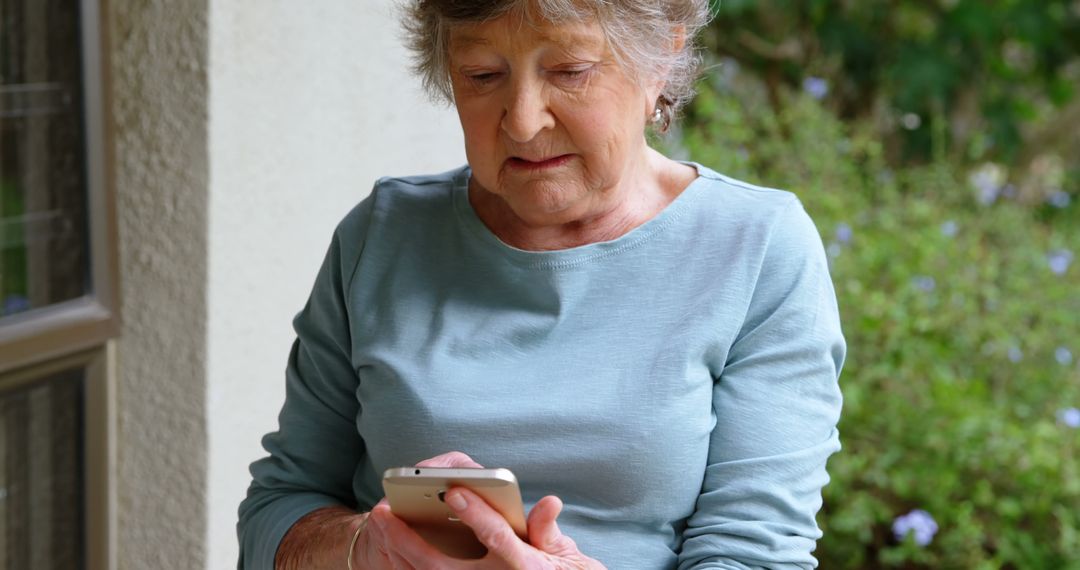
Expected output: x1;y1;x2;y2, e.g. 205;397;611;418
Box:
678;199;845;569
236;197;374;570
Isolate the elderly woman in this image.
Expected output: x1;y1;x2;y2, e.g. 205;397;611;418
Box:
237;0;844;568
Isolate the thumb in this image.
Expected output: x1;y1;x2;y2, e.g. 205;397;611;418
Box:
527;495;566;551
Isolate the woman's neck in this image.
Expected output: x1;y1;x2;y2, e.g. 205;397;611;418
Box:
470;149;697;251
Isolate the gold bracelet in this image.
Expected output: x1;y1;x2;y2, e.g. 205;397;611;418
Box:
346;513;370;570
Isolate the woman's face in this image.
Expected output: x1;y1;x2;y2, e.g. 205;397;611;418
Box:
448;15;660;227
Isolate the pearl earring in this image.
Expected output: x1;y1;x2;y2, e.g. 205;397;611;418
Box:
651;107;663;124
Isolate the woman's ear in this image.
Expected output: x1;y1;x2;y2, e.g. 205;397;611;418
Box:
671;25;687;53
645;25;687;111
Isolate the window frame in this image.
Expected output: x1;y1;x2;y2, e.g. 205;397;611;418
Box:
0;347;114;570
0;1;117;569
0;0;119;375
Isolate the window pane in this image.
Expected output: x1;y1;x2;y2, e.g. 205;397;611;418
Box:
0;367;85;569
0;0;90;318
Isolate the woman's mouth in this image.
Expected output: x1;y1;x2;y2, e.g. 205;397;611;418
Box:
506;154;573;171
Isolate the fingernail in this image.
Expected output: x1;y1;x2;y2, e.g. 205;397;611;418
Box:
446;490;467;511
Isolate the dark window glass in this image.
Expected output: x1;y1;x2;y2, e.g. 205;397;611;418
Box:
0;367;85;569
0;0;90;318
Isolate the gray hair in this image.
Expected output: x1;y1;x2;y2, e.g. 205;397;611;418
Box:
401;0;711;132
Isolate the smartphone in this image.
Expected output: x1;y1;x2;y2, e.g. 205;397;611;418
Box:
382;466;527;559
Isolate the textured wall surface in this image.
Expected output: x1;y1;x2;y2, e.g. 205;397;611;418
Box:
205;1;463;568
110;1;209;569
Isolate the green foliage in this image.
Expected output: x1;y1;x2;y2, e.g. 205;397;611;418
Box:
703;0;1080;172
672;70;1080;568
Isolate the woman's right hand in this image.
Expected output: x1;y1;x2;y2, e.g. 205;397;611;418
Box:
348;499;396;568
350;451;485;569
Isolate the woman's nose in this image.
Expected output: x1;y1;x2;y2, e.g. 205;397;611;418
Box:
501;78;555;143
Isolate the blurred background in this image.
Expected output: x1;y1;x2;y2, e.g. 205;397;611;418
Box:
0;1;1076;569
668;1;1080;567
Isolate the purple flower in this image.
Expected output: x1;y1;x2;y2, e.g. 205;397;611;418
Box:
1007;346;1023;363
913;276;936;293
1056;346;1074;366
1048;190;1071;209
803;76;829;100
1059;407;1080;428
940;220;959;238
893;509;939;546
835;223;853;245
827;242;842;259
1048;249;1074;275
969;163;1006;206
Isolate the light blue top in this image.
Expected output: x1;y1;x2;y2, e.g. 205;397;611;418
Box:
237;164;845;569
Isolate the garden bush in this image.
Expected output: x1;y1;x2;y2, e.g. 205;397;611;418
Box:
702;0;1080;171
671;65;1080;568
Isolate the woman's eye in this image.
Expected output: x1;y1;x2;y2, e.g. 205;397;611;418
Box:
552;66;593;84
467;72;502;85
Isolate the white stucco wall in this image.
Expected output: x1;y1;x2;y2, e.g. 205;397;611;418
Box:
111;1;210;568
205;2;464;568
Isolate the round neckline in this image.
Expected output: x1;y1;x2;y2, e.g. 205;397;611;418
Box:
451;163;709;270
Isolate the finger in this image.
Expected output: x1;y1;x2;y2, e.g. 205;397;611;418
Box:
527;496;580;556
415;450;484;468
368;501;394;536
526;495;563;550
445;487;531;567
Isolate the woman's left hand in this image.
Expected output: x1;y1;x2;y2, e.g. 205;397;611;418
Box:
370;484;606;569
